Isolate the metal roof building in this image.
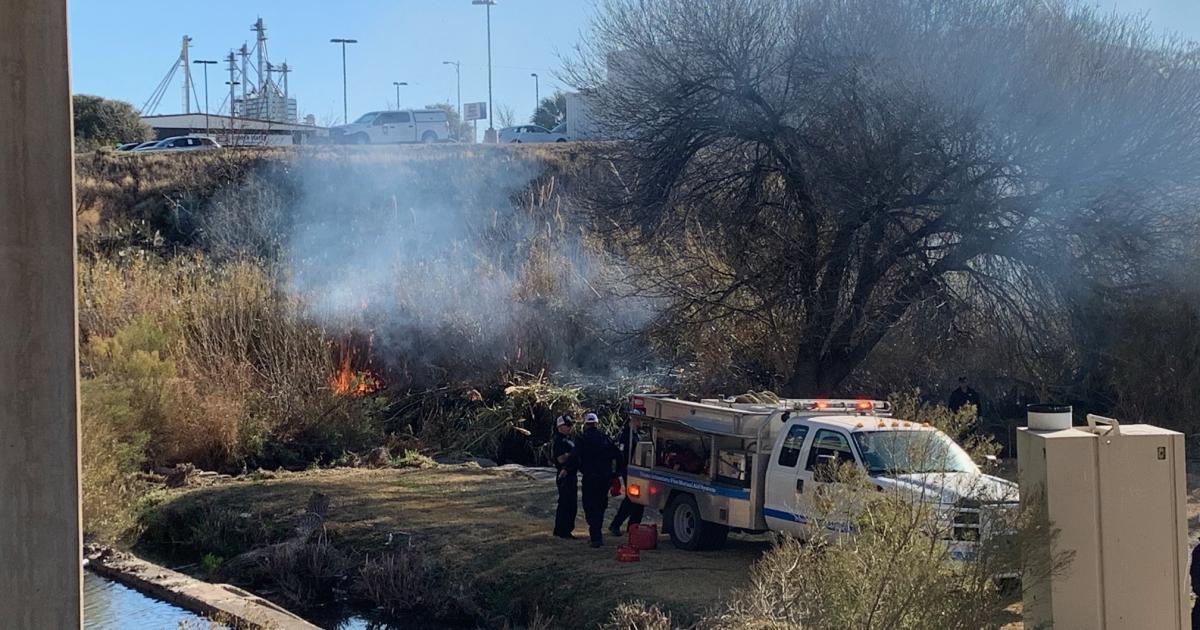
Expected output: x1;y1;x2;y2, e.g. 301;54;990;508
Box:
141;113;326;146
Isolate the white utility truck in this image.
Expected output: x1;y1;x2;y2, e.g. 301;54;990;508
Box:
624;395;1017;559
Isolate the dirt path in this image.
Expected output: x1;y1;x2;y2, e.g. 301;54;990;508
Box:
146;465;772;626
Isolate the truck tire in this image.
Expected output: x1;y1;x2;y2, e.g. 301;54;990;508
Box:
352;133;369;145
421;131;437;144
665;494;728;551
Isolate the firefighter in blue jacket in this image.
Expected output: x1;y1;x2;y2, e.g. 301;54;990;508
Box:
574;412;620;547
551;415;579;539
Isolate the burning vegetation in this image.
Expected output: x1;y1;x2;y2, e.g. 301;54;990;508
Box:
329;335;381;397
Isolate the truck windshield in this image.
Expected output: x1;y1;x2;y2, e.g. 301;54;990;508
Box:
851;430;976;475
353;112;379;124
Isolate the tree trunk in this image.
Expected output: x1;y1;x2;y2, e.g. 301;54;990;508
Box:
783;346;859;398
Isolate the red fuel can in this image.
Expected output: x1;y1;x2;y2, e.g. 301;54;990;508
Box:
627;523;658;550
616;544;641;562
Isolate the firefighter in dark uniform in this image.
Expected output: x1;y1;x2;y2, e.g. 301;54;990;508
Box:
948;376;981;413
574;412;620;548
551;415;579;539
609;414;645;536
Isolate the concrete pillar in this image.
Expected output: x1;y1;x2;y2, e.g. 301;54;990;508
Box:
0;0;83;628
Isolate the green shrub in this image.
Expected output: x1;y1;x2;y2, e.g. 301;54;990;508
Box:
80;378;151;541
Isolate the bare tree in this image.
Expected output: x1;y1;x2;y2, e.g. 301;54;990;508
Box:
568;0;1200;395
496;104;516;128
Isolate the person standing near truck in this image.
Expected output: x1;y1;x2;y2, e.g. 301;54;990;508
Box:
575;412;619;548
551;415;579;539
609;414;645;536
948;376;981;414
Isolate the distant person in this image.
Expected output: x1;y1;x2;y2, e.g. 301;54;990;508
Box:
551;416;579;539
948;376;981;413
574;412;620;548
609;414;645;536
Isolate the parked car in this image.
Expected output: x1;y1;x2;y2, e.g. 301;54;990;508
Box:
330;110;450;144
138;136;221;152
499;124;568;143
128;141;161;151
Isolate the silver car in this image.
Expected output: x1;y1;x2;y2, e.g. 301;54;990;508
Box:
499;124;568;143
139;136;221;152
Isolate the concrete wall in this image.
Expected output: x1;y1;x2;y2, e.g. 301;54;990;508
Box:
0;0;83;627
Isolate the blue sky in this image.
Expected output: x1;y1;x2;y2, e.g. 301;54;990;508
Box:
68;1;1199;130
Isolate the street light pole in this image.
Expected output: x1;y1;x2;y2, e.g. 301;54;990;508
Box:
393;81;407;110
193;60;218;135
442;60;461;135
329;38;358;124
530;72;539;116
472;0;496;140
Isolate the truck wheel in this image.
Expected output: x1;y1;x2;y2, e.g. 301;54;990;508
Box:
421;131;437;144
666;494;726;550
353;133;369;145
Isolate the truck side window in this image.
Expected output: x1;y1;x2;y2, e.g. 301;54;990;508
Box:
777;424;809;468
394;112;411;123
805;429;854;471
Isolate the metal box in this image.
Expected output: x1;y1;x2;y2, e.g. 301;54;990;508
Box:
1018;416;1188;629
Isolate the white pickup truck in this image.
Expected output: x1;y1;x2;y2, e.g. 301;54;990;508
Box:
624;395;1017;559
330;109;450;145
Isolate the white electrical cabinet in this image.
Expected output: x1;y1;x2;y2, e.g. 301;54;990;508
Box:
1018;412;1188;630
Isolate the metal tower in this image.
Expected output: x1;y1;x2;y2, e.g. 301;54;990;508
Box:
181;35;193;114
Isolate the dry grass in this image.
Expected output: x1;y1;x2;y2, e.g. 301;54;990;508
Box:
602;602;675;630
78;256;389;542
140;466;768;627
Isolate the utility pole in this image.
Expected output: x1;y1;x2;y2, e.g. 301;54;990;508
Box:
530;72;539;118
393;81;407;110
442;60;461;139
194;59;217;135
472;0;496;141
330;38;358;124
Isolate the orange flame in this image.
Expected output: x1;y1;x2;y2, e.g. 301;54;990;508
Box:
330;338;381;397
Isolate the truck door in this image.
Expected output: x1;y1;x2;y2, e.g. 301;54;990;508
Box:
764;422;810;535
795;429;859;534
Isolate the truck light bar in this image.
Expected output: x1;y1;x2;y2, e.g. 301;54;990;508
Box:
797;399;891;414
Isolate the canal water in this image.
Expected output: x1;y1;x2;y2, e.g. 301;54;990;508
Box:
83;570;409;629
83;571;216;629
